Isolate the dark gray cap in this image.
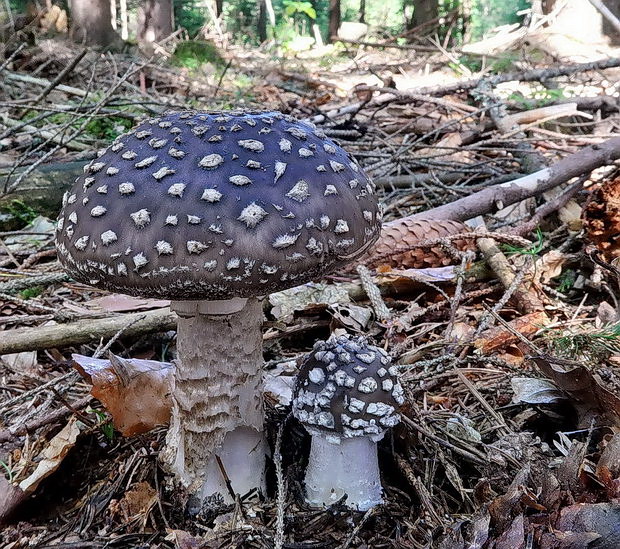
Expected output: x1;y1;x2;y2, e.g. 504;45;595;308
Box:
55;111;381;299
292;334;402;442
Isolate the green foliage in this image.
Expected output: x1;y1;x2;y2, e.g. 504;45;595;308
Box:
19;286;43;300
284;0;316;19
87;407;115;442
556;269;576;294
173;40;225;70
469;0;530;41
84;116;133;141
0;460;13;483
2;199;38;225
508;87;567;110
503;229;545;258
174;0;208;37
550;323;620;362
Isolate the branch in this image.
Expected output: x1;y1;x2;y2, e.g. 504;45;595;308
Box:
409;136;620;223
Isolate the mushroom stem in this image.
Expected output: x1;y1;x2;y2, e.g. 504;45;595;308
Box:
166;297;266;501
304;434;383;510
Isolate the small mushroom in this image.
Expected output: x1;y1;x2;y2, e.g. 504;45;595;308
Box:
55;110;382;504
292;334;403;510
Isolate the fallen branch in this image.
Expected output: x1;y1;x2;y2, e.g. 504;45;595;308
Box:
0;308;177;355
409;136;620;223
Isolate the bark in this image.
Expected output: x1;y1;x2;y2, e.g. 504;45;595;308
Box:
119;0;128;40
359;0;366;23
257;0;267;42
411;0;438;28
69;0;119;47
0;308;177;356
409;136;620;223
164;298;266;500
137;0;174;44
328;0;340;41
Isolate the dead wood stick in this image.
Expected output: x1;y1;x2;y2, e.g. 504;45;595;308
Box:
334;37;439;51
0;395;91;443
587;0;620;33
4;71;88;97
0;115;91;151
511;178;585;237
309;58;620;124
414;57;620;97
473;80;547;174
17;48;89;119
0;268;481;355
409;135;620;223
0;308;178;355
475;229;547;316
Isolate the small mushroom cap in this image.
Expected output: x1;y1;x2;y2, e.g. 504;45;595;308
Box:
292;334;403;442
55;111;381;300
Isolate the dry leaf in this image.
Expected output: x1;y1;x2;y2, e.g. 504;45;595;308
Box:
0;351;39;376
165;529;205;549
531;354;620;428
18;417;81;494
73;354;173;436
511;377;566;405
329;303;372;331
537;250;568;284
108;481;157;526
269;283;351;321
474;311;549;353
0;476;26;524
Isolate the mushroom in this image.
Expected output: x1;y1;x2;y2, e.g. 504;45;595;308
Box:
55;110;382;503
292;334;403;510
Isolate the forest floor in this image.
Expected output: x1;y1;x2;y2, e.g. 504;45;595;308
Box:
1;30;620;549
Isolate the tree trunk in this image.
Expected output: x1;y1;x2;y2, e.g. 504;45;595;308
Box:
215;0;224;17
137;0;174;44
69;0;119;47
411;0;438;28
359;0;366;23
119;0;128;40
328;0;340;40
110;0;117;29
257;0;267;42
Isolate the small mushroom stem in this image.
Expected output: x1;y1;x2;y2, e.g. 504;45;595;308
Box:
304;434;383;510
166;297;266;501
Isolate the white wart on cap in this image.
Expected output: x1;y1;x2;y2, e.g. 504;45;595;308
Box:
55;111;381;300
292;334;403;442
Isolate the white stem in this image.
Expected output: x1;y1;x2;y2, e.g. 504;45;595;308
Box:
304;435;383;511
200;426;266;502
165;298;266;502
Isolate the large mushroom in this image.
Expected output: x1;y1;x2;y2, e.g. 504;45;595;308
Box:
292;334;403;510
55;111;381;503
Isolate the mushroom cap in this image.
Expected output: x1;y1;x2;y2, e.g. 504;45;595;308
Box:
55;111;381;300
292;334;403;442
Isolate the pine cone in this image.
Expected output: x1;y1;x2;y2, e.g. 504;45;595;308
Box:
583;177;620;260
355;218;472;270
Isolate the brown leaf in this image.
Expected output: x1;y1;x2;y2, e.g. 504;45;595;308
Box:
474;311;550;354
165;529;205;549
0;476;26;525
494;514;525;549
18;417;81;494
108;481;157;526
531;354;620;428
583;177;620;260
72;354;173;436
